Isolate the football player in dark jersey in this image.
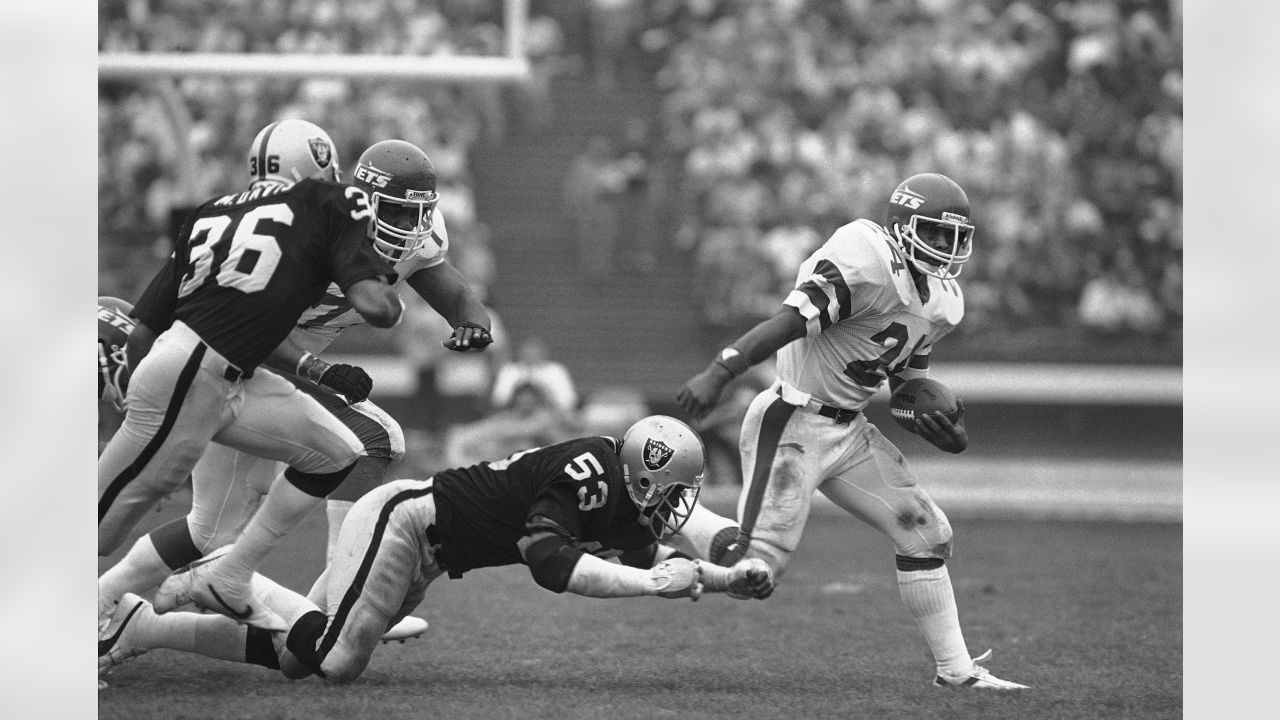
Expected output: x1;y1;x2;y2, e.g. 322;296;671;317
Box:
98;139;491;655
99;417;774;684
97;119;402;635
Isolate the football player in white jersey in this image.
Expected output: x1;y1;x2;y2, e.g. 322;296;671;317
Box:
676;173;1028;690
98;138;492;656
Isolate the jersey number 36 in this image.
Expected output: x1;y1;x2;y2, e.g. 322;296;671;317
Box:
178;203;292;298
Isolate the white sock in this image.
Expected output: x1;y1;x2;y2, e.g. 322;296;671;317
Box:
213;480;321;589
99;535;171;602
133;607;248;663
249;573;324;629
897;565;972;676
325;500;354;566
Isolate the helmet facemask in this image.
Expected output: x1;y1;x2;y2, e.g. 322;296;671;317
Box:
368;188;437;264
98;340;129;410
894;211;974;280
629;478;702;541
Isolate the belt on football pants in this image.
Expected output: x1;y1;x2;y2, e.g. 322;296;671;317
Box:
776;387;861;425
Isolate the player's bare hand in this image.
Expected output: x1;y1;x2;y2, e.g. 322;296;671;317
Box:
319;364;373;404
653;559;704;601
915;398;968;454
727;558;775;600
676;365;732;421
442;322;493;352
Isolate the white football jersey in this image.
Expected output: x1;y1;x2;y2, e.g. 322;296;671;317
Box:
776;218;964;410
294;208;450;354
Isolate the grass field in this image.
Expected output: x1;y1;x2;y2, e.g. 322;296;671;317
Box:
98;501;1182;720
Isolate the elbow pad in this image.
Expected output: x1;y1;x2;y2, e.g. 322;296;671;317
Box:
524;534;584;593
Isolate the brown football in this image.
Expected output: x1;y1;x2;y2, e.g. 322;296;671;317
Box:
889;378;960;432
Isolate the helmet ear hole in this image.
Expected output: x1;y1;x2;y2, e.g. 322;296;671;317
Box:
637;477;651;490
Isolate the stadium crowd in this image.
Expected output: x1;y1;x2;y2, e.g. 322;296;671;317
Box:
99;0;1181;365
631;0;1182;346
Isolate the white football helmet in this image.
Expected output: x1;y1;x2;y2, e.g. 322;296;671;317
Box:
246;119;340;187
619;415;706;541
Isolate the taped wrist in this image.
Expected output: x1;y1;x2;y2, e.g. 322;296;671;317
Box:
565;552;670;598
296;352;331;383
695;560;736;593
712;347;751;378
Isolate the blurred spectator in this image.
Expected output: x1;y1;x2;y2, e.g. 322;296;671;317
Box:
563;135;626;277
490;335;579;414
445;381;583;468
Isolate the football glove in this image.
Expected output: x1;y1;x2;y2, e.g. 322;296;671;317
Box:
653;559;704;601
318;364;373;404
697;558;776;600
442;322;493;352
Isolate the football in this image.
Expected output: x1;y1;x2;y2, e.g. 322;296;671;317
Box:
889;378;960;432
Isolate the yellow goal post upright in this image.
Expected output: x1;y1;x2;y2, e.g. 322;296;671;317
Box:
98;0;531;202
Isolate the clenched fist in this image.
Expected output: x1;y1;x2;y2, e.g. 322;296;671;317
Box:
726;558;776;600
676;364;733;421
318;364;373;404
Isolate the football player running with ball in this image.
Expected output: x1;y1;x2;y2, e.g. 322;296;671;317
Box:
97;119;403;635
676;173;1028;690
98;417;774;684
98;137;491;649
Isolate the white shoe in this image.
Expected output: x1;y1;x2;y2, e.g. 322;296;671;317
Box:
934;649;1030;690
380;616;429;644
99;592;150;686
155;546;286;632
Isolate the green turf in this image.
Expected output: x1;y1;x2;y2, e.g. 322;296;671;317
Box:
99;509;1182;720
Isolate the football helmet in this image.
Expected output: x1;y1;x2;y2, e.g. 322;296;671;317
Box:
619;415;706;541
885;172;974;280
351;139;440;264
97;297;136;409
246;119;340;187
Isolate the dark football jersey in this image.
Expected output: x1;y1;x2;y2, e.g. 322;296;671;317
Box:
432;437;657;574
131;178;394;371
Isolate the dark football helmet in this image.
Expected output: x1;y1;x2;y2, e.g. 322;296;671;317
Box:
619;415;706;541
351;139;440;264
246;119;340;187
97;297;136;410
884;172;974;280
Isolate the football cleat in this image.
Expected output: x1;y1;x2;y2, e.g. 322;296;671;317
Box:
380;616;430;644
99;592;150;686
155;546;287;632
933;649;1030;690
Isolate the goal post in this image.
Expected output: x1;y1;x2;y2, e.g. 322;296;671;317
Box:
98;0;530;84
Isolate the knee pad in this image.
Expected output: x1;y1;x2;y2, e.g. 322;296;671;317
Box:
285;463;355;499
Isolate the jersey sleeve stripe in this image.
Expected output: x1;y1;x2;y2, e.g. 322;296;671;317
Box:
814;259;852;322
797;281;835;331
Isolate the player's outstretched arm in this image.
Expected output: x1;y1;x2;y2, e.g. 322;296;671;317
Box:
677;307;807;421
346;277;404;328
406;262;494;351
520;531;704;600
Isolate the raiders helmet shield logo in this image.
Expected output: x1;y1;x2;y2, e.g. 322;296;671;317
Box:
643;438;675;471
308;137;333;169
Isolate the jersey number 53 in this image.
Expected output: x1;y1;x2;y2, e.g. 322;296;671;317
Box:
566;452;608;511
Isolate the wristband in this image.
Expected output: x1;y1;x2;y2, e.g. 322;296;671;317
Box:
296;352;331;383
713;347;750;378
